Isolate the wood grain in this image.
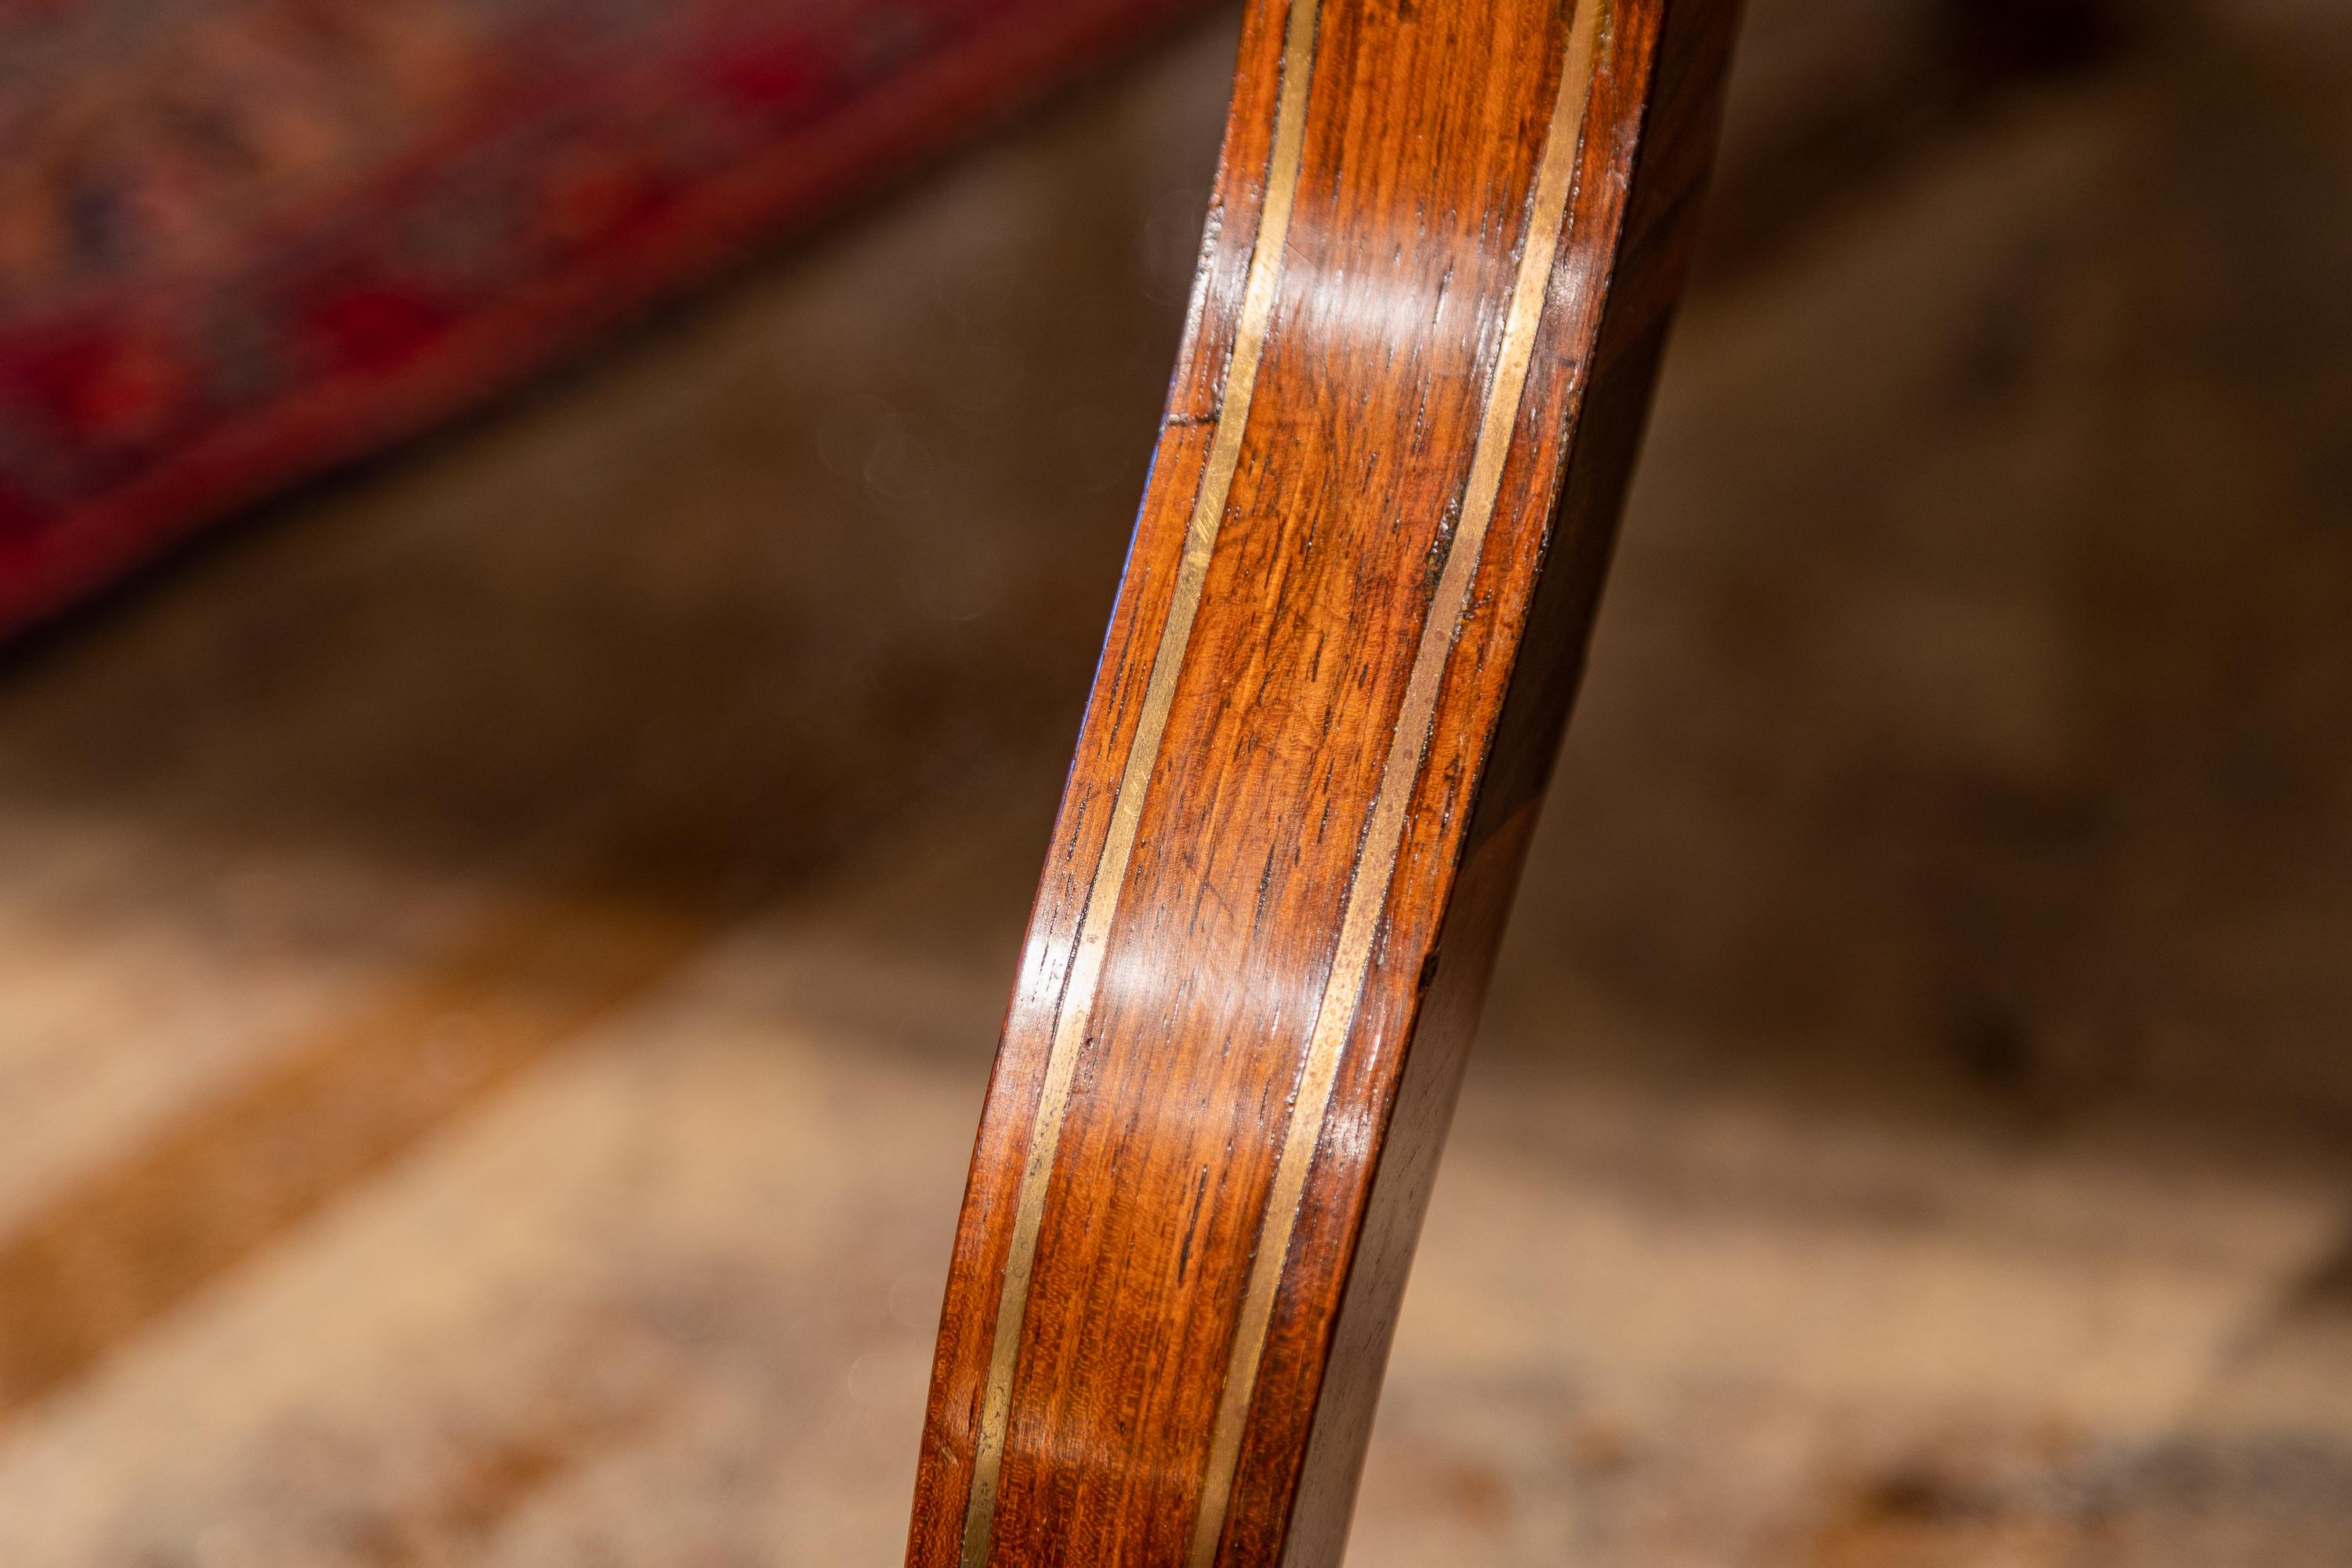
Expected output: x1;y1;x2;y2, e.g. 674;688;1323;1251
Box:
906;0;1739;1563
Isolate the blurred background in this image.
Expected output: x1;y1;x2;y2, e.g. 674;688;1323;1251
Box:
2;0;2350;1563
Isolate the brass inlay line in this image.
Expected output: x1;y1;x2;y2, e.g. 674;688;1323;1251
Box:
1183;5;1608;1566
956;1;1323;1563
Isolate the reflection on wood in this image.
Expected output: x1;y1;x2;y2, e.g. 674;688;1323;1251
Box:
908;2;1739;1563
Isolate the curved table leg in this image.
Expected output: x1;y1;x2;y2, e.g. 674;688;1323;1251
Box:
909;2;1739;1563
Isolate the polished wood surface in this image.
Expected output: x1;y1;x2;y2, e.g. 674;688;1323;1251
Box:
907;2;1739;1563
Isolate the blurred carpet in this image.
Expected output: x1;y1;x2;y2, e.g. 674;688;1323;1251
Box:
0;0;1198;637
2;2;2351;1565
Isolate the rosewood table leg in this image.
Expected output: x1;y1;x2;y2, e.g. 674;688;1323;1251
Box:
909;2;1738;1563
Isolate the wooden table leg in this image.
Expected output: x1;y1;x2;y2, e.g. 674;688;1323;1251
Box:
908;2;1739;1562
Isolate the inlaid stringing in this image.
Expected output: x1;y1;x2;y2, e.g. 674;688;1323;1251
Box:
1185;3;1606;1561
956;3;1613;1565
913;0;1740;1559
956;1;1325;1562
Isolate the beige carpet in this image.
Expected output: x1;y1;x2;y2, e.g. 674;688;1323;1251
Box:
4;3;2351;1563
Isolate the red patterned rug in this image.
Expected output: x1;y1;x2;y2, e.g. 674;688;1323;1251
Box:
0;0;1200;638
